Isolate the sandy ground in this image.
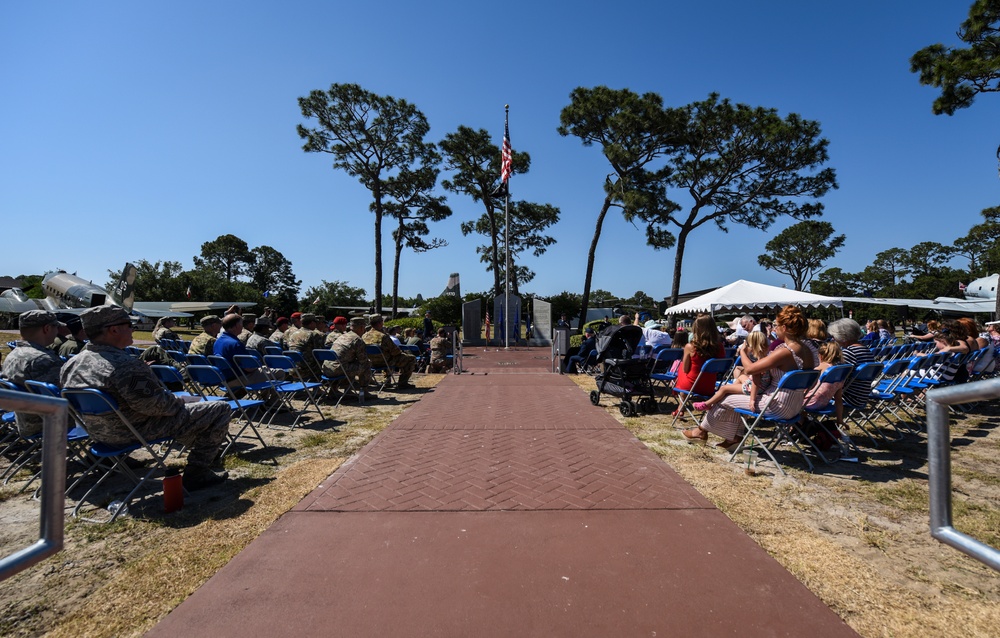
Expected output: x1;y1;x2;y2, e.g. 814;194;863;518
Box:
0;356;998;637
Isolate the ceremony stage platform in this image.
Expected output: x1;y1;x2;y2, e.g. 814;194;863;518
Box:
148;347;857;637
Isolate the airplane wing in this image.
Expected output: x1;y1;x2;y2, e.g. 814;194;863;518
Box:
841;297;997;313
129;307;193;319
133;301;257;314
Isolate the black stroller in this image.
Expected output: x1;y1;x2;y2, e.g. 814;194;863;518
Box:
588;324;658;417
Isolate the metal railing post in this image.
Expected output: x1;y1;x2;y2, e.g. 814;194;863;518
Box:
0;390;68;581
926;379;1000;572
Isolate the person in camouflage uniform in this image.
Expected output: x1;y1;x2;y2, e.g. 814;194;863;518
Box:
236;313;256;345
362;315;415;389
428;328;453;373
325;316;372;391
324;316;349;347
60;306;230;490
269;317;289;349
152;317;181;344
188;315;222;356
246;317;278;356
285;313;325;380
56;317;88;358
1;310;65;436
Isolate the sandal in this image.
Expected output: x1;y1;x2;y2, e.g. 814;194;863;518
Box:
692;401;709;411
682;427;708;442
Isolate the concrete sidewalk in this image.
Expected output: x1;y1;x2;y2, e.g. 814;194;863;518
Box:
148;348;858;637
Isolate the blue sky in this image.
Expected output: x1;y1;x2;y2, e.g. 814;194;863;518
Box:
1;1;996;304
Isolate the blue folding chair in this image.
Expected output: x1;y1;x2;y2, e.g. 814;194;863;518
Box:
183;365;271;460
670;357;734;427
650;348;683;404
365;344;396;391
312;348;363;406
262;354;326;427
62;388;181;523
728;369;821;475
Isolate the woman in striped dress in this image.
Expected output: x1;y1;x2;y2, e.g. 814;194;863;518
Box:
682;305;817;449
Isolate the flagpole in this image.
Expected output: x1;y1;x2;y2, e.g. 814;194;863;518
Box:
503;105;512;350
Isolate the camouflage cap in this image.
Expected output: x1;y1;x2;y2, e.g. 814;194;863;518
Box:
200;315;221;327
368;314;384;325
300;313;319;324
242;313;257;322
255;316;272;329
349;316;367;328
19;310;63;330
80;306;130;333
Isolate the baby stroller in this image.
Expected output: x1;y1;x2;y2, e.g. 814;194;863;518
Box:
589;324;658;417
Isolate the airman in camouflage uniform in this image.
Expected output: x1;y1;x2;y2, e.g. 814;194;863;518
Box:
362;315;415;389
188;315;222;356
56;317;88;358
428;328;453;373
61;306;230;489
236;313;256;345
285;313;325;380
152;317;181;344
324;316;372;389
1;310;65;435
246;317;278;356
269;317;290;349
324;316;349;347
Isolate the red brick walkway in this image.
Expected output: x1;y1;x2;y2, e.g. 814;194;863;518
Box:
148;348;858;637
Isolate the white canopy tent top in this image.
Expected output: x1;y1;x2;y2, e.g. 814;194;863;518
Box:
663;279;843;316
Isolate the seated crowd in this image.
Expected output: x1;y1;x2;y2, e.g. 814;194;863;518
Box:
1;306;447;512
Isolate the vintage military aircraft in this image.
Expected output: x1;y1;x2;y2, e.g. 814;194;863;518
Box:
0;263;256;325
840;273;998;314
323;273;460;318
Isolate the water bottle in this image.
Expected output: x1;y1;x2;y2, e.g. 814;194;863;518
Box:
163;468;183;513
108;500;129;517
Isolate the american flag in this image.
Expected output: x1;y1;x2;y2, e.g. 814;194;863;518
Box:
500;117;512;184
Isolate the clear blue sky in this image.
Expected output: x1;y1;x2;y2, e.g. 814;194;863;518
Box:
2;1;996;303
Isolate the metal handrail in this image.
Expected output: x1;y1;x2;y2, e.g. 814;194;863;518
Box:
0;389;67;581
926;378;1000;572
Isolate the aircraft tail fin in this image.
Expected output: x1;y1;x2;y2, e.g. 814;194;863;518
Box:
442;273;460;298
109;263;137;311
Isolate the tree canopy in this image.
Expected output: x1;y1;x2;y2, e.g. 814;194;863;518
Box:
558;86;682;330
757;220;845;291
910;0;1000;115
298;83;436;314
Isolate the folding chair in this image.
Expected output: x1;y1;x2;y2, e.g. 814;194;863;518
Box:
262;354;326;427
19;381;91;496
670;357;734;427
62;387;182;523
186;353;209;367
841;362;886;447
231;354;294;426
264;346;283;356
399;345;424;373
312;348;364;406
650;348;683;403
183;365;271;460
0;380;45;486
365;344;396;391
801;364;857;463
727;369;821;475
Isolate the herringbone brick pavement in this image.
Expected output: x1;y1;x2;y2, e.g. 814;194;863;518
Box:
298;429;708;511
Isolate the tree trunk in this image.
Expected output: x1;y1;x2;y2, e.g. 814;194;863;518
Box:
392;218;403;319
487;203;501;299
373;185;383;315
669;225;691;310
579;196;612;333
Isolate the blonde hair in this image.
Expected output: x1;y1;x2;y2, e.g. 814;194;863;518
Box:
743;330;769;361
819;341;843;364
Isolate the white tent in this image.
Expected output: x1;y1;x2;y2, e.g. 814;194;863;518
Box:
663;279;843;316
